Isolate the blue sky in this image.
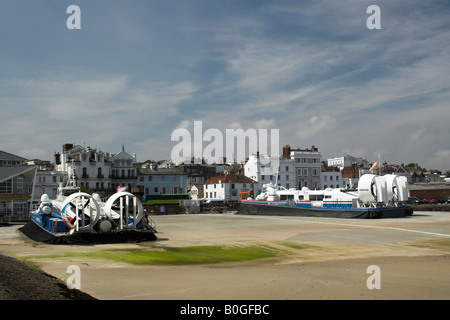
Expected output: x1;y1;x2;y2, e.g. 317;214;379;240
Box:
1;0;449;171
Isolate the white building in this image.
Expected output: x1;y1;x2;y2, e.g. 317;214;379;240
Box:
288;145;321;190
204;174;256;202
53;143;139;197
244;145;322;192
327;155;364;168
244;152;295;194
110;144;138;191
55;144;113;195
320;163;343;189
33;169;67;202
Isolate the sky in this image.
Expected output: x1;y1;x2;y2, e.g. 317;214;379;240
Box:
1;0;449;172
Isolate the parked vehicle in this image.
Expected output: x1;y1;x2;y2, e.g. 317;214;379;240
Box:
423;198;437;204
435;196;450;204
407;196;423;204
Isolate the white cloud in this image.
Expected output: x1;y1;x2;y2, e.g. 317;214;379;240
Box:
1;70;197;161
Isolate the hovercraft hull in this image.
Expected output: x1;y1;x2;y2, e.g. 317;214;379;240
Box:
237;202;413;219
19;217;157;245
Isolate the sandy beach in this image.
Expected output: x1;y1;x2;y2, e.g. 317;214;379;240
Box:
1;211;449;301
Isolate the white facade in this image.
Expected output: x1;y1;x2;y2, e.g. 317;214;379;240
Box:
244;153;295;193
321;170;343;189
328;155;365;168
290;147;321;190
244;146;322;192
33;170;67;202
53;143;137;196
110;145;138;191
204;175;256;202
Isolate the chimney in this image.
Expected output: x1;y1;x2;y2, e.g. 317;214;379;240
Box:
63;143;74;152
353;162;358;178
282;145;291;159
54;152;61;165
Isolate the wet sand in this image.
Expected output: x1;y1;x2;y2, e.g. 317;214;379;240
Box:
1;211;449;300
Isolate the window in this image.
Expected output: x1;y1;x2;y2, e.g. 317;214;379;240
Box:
303;168;308;176
297;169;302;176
16;177;24;193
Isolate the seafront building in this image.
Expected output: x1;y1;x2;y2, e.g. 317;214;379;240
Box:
204;173;256;202
321;162;343;189
1;141;450;221
244;152;295;194
244;145;322;193
52;143;139;197
0;151;37;221
138;163;187;196
327;155;365;168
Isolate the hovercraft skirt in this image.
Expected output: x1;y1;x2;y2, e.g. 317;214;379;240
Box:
19;220;157;244
237;203;413;219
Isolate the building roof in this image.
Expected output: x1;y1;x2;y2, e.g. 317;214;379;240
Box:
205;174;256;184
0;150;27;162
139;168;186;175
114;144;135;160
0;165;37;183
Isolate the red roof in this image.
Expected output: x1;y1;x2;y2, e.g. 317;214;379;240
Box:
205;174;255;184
